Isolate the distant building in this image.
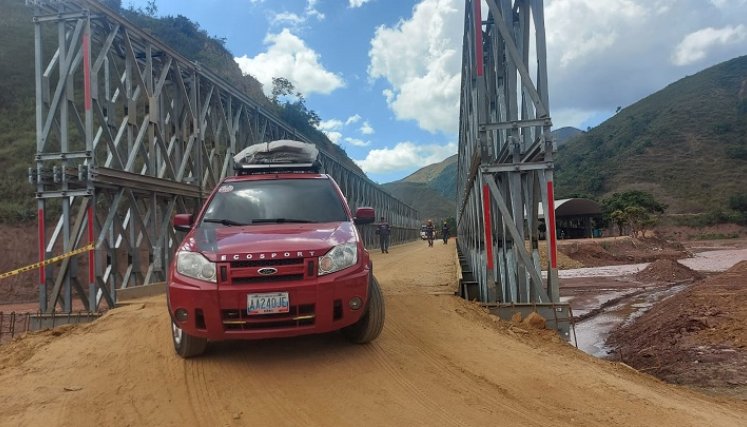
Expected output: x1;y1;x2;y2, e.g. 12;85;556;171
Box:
538;198;603;239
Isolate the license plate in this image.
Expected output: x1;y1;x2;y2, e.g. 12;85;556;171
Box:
247;292;289;315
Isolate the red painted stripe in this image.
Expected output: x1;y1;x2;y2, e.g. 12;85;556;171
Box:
546;181;558;269
38;208;45;284
483;184;493;269
474;0;484;77
88;205;95;284
83;30;92;111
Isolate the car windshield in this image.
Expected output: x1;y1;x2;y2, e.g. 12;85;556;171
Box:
201;178;348;226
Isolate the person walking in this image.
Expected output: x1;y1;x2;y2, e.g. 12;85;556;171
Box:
441;221;449;244
425;219;435;247
376;216;391;253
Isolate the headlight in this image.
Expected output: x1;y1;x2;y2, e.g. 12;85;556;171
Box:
175;251;216;283
318;242;358;275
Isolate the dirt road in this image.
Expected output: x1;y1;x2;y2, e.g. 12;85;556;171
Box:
1;240;746;426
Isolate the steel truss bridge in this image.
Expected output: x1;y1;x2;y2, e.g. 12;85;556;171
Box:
457;0;570;335
27;0;419;314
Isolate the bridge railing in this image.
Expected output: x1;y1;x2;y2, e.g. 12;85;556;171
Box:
457;0;569;336
27;0;418;314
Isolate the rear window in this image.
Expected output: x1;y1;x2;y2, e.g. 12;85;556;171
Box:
201;178;348;225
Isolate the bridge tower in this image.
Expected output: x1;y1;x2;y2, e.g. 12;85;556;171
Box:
457;0;570;334
27;0;419;314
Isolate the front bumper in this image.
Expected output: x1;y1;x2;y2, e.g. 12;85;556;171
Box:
168;264;370;341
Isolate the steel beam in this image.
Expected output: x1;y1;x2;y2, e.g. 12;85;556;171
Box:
457;0;565;324
29;0;419;313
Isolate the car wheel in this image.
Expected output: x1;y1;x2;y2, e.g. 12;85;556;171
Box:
171;320;208;358
342;276;385;344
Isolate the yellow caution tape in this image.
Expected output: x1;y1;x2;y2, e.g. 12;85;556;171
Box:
0;243;95;281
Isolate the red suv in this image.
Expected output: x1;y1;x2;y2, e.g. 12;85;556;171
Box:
167;141;385;358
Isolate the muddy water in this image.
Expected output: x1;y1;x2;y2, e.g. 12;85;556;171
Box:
569;284;688;357
565;248;747;358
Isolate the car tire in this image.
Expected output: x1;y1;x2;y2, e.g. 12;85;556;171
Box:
342;276;385;344
171;320;208;358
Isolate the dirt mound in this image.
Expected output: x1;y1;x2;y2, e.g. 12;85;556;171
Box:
0;224;40;305
727;260;747;274
608;265;747;396
635;259;705;283
558;235;689;268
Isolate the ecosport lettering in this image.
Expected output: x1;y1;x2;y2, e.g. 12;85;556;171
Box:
219;251;316;261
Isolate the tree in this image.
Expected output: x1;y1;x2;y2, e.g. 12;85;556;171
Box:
100;0;122;10
271;77;322;129
271;77;302;103
729;194;747;214
609;210;626;236
602;191;665;237
602;191;665;215
729;193;747;224
624;206;649;238
145;0;158;17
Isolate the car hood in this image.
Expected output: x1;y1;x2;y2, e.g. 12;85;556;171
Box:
180;221;358;261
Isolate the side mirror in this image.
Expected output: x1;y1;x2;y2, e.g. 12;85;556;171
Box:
353;207;375;225
173;214;194;232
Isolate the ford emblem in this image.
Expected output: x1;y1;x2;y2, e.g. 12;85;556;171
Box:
257;267;278;276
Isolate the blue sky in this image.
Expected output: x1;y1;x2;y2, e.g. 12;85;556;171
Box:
125;0;747;183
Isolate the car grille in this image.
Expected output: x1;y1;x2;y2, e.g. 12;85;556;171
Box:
223;257;315;284
221;305;315;330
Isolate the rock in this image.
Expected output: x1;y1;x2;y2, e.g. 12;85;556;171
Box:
523;312;546;329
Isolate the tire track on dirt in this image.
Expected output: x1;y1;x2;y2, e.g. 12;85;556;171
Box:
381;304;551;425
358;340;466;426
209;343;329;426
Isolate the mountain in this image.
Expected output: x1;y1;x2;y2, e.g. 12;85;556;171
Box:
382;155;457;222
554;55;747;213
553;126;584;148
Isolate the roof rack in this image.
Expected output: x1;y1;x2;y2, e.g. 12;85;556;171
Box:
234;162;320;175
233;140;321;175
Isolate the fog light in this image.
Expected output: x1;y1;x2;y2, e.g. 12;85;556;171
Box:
349;297;363;310
175;308;189;321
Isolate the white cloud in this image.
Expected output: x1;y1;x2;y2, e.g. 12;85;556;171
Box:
318;115;375;144
325;132;343;144
546;0;646;68
543;0;747;128
354;141;457;174
345;137;371;147
270;12;305;26
305;0;325;20
672;25;747;66
316;119;344;144
318;119;343;132
360;121;375;135
368;0;463;134
235;29;344;97
709;0;747;8
349;0;372;8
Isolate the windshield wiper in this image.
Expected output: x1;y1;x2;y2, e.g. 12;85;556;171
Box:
251;218;313;224
202;218;249;226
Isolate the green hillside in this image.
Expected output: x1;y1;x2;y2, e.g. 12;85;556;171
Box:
380;181;455;223
383;154;458;221
554;56;747;213
553;126;584;148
